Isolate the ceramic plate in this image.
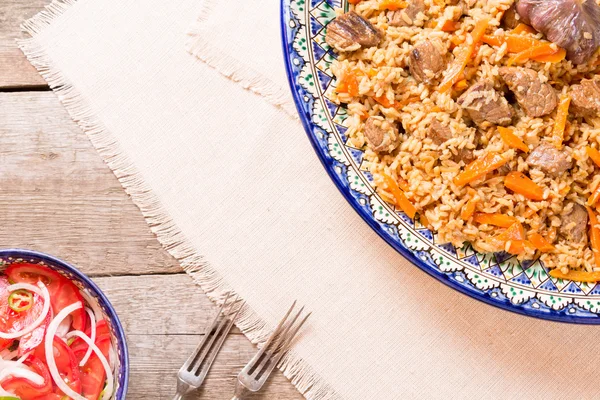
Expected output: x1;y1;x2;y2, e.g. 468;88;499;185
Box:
281;0;600;323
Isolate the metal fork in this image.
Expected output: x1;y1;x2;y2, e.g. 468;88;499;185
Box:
232;301;310;400
173;292;244;400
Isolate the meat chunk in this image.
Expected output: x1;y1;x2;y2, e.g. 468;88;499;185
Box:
409;41;445;84
499;67;558;118
389;0;425;27
516;0;600;65
502;4;520;29
570;77;600;118
559;203;588;243
428;120;452;145
526;143;572;177
457;81;514;127
325;12;382;52
452;147;474;164
364;117;399;153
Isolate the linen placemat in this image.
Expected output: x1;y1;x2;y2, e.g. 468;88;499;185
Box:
20;0;600;398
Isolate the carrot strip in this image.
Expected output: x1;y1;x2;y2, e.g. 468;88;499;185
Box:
552;94;571;147
453;152;509;186
508;43;559;66
373;95;394;108
498;126;529;153
587;206;600;269
588;182;600;207
439;20;461;32
492;222;528;254
587;147;600;168
439;19;489;93
461;198;478;220
397;176;410;192
528;233;555;252
454;79;468;91
504;171;545;201
549;269;600;283
378;0;407;10
511;23;536;35
532;48;566;63
337;71;360;97
348;0;362;3
473;213;518;228
383;174;417;219
419;214;430;227
482;34;541;53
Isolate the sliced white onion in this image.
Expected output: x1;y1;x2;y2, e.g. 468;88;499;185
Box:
15;351;31;365
7;283;42;297
0;365;45;386
0;283;50;340
55;315;72;339
79;308;96;366
108;344;116;372
79;290;104;322
66;331;113;400
45;301;86;400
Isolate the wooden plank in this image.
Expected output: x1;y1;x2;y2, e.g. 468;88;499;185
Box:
94;274;303;399
0;91;181;276
0;0;50;88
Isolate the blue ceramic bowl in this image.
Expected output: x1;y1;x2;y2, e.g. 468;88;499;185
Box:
281;0;600;323
0;249;129;399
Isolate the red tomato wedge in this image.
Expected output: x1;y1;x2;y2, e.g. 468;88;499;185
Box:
6;264;86;331
72;320;111;400
1;356;53;399
35;336;82;395
18;310;51;356
33;394;65;400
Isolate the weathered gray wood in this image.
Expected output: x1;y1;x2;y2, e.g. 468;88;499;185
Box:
0;91;181;276
94;274;303;399
0;0;50;88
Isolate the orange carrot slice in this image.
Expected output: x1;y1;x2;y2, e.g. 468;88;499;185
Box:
552;94;571;147
587;206;600;269
549;269;600;283
528;233;555;252
498;127;529;153
473;213;518;228
383;174;417;219
453;152;509;186
439;19;489;93
504;171;545;201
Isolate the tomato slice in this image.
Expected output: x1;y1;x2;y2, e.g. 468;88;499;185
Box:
71;320;110;400
32;394;64;400
6;264;87;331
34;337;82;396
18;310;51;356
1;356;52;399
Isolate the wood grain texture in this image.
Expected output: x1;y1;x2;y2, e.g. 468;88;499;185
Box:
0;91;181;276
0;0;50;88
95;274;303;399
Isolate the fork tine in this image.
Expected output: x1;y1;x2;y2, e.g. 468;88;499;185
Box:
194;300;246;380
243;300;297;372
252;306;304;376
271;312;311;368
189;296;241;373
181;291;232;371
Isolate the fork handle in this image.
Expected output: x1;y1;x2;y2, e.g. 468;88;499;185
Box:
231;382;253;400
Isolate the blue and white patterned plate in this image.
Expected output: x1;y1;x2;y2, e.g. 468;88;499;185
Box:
281;0;600;323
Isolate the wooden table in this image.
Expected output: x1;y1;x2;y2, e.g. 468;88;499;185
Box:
0;1;303;398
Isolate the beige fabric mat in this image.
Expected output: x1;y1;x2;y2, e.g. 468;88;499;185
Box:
20;0;600;398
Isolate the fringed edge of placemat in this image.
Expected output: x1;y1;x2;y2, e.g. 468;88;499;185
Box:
18;1;337;399
185;0;299;120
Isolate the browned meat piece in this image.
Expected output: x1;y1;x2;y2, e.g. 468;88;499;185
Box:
516;0;600;65
428;120;452;145
499;67;558;118
457;81;514;127
570;77;600;118
409;41;445;84
364;117;399;153
502;4;521;29
325;12;382;52
389;0;425;27
559;203;588;243
452;147;474;164
526;143;572;177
